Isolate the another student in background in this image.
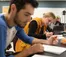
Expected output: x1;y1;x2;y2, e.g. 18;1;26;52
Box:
55;16;62;25
24;12;55;38
49;16;62;29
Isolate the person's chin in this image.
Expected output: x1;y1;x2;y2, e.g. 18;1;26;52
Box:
21;25;26;28
22;26;25;28
20;25;25;28
21;23;27;28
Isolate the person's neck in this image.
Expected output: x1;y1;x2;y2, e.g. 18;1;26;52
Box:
4;14;16;27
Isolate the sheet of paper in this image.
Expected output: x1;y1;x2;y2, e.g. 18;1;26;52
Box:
32;54;52;57
56;35;64;39
43;45;66;55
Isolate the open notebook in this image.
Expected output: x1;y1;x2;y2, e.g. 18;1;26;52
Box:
32;54;52;57
43;45;66;55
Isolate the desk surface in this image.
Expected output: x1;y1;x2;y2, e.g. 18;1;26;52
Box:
33;40;66;57
39;50;66;57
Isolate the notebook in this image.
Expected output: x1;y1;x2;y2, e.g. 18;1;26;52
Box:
43;45;66;55
32;54;53;57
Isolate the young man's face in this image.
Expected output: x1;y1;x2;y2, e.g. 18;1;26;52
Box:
14;4;34;28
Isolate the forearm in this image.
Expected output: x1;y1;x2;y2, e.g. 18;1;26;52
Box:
14;47;33;57
32;38;47;44
32;35;58;45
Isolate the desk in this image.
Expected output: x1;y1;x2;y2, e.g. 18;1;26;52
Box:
38;50;66;57
32;40;66;57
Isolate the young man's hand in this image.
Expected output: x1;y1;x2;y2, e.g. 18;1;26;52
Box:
46;35;58;45
15;44;44;57
30;44;44;54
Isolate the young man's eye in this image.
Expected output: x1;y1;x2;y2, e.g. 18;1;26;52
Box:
25;14;29;16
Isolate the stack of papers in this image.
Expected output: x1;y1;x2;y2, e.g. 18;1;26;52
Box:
43;45;66;55
32;54;52;57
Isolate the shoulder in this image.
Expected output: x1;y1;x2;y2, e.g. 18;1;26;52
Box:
32;17;41;22
32;17;42;27
0;14;7;27
15;26;23;31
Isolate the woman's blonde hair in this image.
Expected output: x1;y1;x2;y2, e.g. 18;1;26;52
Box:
43;12;56;19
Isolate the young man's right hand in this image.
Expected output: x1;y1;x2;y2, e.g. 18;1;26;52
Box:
30;44;44;54
15;44;44;57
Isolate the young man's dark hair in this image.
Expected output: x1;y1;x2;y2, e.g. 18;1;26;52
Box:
8;0;38;13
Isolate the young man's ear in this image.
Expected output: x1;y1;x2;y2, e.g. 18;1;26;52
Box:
10;4;17;14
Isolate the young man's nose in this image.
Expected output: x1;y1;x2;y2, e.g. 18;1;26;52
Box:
27;17;31;22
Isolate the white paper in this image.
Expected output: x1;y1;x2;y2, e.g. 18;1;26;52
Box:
56;35;64;39
32;54;52;57
43;45;66;55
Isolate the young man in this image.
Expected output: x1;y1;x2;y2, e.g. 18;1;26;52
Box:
0;0;57;57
